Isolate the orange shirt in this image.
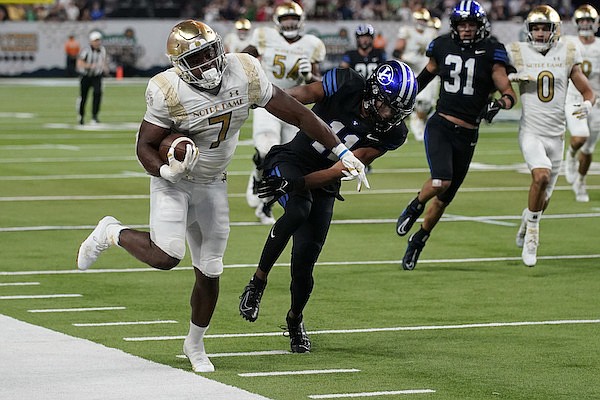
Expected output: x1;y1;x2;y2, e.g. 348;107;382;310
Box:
65;39;80;57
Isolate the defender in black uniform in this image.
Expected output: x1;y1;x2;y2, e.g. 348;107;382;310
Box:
340;24;387;79
395;0;517;270
239;60;417;352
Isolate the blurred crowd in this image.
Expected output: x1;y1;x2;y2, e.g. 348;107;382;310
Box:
0;0;590;22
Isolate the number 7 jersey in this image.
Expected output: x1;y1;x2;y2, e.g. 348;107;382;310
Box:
427;34;514;125
143;53;273;181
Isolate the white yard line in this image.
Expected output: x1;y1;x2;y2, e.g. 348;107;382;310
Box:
122;319;600;342
177;350;289;358
28;306;126;313
308;390;436;399
72;320;177;327
238;368;360;377
0;282;39;286
0;294;81;300
2;252;600;277
0;314;271;400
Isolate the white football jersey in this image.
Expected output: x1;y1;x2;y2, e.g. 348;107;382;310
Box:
396;26;437;72
508;40;582;137
562;35;600;103
249;27;326;89
144;53;273;181
223;32;252;53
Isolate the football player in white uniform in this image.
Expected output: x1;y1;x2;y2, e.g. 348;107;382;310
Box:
508;6;595;267
76;20;366;373
244;1;327;224
393;8;439;141
223;18;252;53
563;4;600;202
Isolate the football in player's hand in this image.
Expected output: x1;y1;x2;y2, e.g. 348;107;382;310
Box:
159;133;195;163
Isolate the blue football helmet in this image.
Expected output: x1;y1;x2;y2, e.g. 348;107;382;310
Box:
364;60;418;132
450;0;490;47
355;23;375;38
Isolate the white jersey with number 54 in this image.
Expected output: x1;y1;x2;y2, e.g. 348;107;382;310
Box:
249;27;326;89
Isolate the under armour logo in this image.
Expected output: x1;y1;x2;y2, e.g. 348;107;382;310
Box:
230;90;239;97
376;64;395;86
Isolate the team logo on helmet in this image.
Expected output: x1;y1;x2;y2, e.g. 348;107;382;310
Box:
376;64;395;87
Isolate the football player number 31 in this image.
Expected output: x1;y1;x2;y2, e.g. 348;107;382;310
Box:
444;55;475;95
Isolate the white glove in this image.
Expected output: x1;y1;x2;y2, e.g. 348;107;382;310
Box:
298;58;312;82
332;144;370;192
572;100;593;120
159;143;199;183
508;72;536;82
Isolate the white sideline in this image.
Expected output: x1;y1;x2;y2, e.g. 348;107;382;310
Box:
0;314;271;400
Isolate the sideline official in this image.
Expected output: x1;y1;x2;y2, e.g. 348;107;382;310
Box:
77;31;108;125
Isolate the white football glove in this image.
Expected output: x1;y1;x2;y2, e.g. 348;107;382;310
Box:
572;100;593;120
159;143;199;183
508;72;536;82
298;58;312;82
332;144;370;192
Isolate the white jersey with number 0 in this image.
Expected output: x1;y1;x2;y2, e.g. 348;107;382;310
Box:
508;40;582;138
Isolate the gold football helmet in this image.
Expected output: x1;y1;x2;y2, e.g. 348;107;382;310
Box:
167;20;227;90
273;1;305;40
573;4;599;37
525;5;561;52
428;16;442;30
413;8;431;31
234;18;252;40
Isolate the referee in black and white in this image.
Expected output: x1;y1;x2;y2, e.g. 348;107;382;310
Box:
77;31;108;125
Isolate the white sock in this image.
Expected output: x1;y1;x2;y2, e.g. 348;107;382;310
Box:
187;321;208;351
525;209;541;227
106;223;127;248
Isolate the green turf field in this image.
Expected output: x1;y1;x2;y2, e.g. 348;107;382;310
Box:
1;79;599;399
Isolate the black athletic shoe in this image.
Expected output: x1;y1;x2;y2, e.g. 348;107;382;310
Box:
402;233;426;270
286;314;311;353
239;277;266;322
396;197;424;236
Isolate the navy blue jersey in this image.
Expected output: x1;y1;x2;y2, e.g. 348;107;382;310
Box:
427;34;515;125
264;67;407;176
341;48;387;79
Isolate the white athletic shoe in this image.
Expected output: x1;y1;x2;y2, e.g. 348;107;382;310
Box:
515;208;527;248
572;178;590;202
521;225;539;267
246;174;261;208
77;216;121;271
255;204;275;225
183;338;214;373
564;151;577;184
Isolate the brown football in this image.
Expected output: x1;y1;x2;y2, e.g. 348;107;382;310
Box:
159;133;195;163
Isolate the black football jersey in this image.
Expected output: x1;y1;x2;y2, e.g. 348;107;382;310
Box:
427;34;515;125
341;48;387;79
265;68;407;175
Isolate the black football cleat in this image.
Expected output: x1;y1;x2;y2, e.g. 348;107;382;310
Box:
402;233;426;271
239;277;266;322
286;314;311;353
396;197;424;236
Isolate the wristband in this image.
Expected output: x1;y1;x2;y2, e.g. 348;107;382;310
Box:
500;93;515;109
332;143;349;159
